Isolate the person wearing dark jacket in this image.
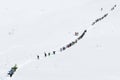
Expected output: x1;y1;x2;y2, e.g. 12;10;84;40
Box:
77;30;87;40
48;53;50;56
66;43;72;48
74;39;78;43
62;47;66;50
53;51;56;54
44;52;47;57
37;55;39;59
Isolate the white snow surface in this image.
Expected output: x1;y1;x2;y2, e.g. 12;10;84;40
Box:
0;0;120;80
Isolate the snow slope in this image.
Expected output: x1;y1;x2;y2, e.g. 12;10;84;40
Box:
0;0;120;80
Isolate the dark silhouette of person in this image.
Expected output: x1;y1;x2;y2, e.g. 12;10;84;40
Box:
53;51;56;54
111;5;116;11
66;43;72;48
75;32;79;36
74;39;77;43
92;13;108;25
44;52;47;57
101;8;103;11
92;21;96;25
48;53;50;56
60;48;63;52
37;55;39;59
103;13;108;18
8;64;18;77
77;30;87;40
62;47;66;51
60;47;66;52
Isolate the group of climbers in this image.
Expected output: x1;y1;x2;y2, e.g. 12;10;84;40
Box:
92;13;109;25
36;29;87;59
37;51;56;59
60;29;87;52
7;4;117;78
111;4;116;11
77;30;87;40
44;51;56;57
92;4;117;26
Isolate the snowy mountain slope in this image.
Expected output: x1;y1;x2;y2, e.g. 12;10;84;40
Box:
0;0;120;80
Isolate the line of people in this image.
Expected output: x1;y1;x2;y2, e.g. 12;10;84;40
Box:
44;51;56;57
92;4;117;26
111;4;117;11
36;4;117;60
91;13;109;25
36;30;87;59
37;51;56;59
60;30;87;52
7;4;117;79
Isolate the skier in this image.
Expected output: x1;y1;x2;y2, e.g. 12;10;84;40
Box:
8;64;18;77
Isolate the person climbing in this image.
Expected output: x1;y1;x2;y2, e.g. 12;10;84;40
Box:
71;41;75;45
44;52;47;57
48;53;50;56
60;47;66;52
75;32;79;36
100;8;103;11
77;30;87;40
53;51;56;55
62;47;66;51
8;64;18;77
37;55;39;60
60;48;63;52
66;43;72;48
103;13;108;18
92;18;101;25
111;4;116;11
74;39;78;43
